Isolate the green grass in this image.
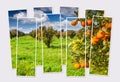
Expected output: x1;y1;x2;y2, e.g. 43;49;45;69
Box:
10;37;17;68
11;35;84;75
43;36;62;72
62;38;66;65
36;40;42;65
17;36;35;76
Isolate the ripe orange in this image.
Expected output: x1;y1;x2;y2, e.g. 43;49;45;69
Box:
92;36;99;45
86;62;89;68
102;32;111;40
74;63;81;69
96;30;105;39
105;23;112;29
87;19;92;26
81;21;85;27
71;20;78;26
81;62;85;68
81;62;89;68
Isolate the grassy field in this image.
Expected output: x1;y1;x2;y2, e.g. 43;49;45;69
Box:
62;38;67;65
17;36;35;76
43;36;62;72
36;40;42;65
10;37;17;68
11;35;84;75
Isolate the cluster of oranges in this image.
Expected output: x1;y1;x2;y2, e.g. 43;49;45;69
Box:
71;19;85;27
92;23;111;45
71;19;93;27
74;62;89;69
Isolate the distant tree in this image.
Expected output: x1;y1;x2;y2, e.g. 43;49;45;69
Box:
43;26;55;48
10;29;25;39
29;30;36;38
67;30;76;39
62;32;66;38
55;31;60;38
76;28;85;39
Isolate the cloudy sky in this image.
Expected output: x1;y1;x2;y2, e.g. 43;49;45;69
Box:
34;7;52;26
8;7;52;34
60;7;78;21
60;7;82;31
8;7;82;34
42;14;60;31
8;9;27;30
18;18;36;34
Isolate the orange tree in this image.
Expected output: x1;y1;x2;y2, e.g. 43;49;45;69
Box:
85;10;104;62
90;16;112;75
69;18;88;68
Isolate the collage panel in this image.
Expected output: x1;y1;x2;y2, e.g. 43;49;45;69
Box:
42;14;62;72
66;17;86;76
8;10;27;68
34;7;52;66
85;9;104;63
90;16;112;75
60;7;79;64
17;18;36;76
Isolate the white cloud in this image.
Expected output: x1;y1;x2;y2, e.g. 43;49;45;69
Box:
34;10;49;23
19;18;36;24
42;21;60;31
12;12;27;19
60;7;78;17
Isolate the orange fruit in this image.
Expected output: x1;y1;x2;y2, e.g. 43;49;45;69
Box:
92;36;99;45
96;30;105;39
105;23;112;29
81;62;89;68
86;62;89;68
81;21;85;27
81;62;85;68
87;19;92;26
74;63;81;69
71;20;78;26
102;32;111;40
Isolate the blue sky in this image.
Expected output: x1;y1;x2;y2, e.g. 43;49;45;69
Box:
8;10;27;30
8;7;82;33
42;14;60;31
34;7;52;28
8;7;52;34
18;18;36;34
34;7;52;16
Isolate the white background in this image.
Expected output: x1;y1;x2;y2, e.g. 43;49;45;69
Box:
0;0;120;82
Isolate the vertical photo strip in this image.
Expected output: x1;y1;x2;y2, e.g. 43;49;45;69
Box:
8;10;27;69
66;17;86;76
90;16;112;75
60;7;79;65
42;14;62;72
17;18;36;76
85;9;104;64
34;7;52;66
